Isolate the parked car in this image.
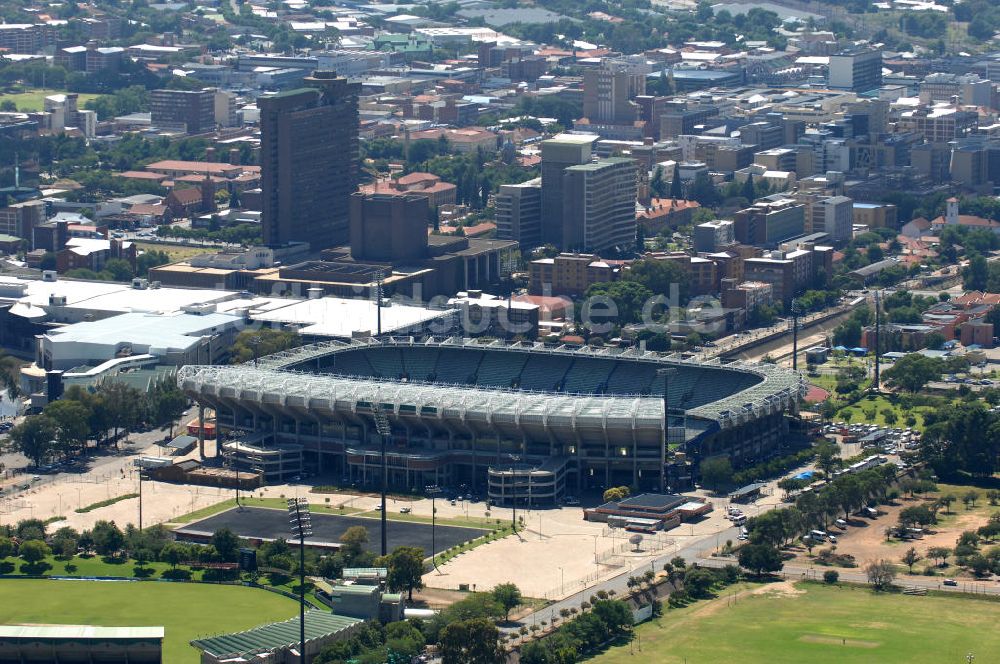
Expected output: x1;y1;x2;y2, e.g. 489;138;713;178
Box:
400;507;412;514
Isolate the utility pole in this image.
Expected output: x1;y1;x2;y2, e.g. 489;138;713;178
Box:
373;408;390;556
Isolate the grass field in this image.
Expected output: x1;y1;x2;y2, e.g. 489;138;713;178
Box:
0;579;298;661
835;395;934;430
0;88;104;111
591;582;1000;664
135;241;214;263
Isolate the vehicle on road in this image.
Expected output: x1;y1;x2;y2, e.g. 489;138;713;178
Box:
943;578;958;586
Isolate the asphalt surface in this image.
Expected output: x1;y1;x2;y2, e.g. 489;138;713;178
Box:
174;505;484;554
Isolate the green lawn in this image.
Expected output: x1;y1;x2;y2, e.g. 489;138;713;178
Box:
0;88;104;112
591;582;1000;664
835;395;933;430
0;579;298;661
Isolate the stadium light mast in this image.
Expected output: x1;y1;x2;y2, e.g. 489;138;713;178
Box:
288;497;312;663
873;289;881;393
790;299;800;371
373;408;391;556
657;368;676;494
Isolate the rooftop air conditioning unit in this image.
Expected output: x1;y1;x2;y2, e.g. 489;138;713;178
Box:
42;271;57;282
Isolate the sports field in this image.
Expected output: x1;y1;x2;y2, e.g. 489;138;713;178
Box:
592;581;1000;664
0;579;298;661
0;88;103;111
174;506;485;554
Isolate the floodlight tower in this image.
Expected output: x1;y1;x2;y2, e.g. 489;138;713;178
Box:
373;408;391;556
287;498;312;663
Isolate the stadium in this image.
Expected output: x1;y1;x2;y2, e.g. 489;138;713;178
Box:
177;337;805;503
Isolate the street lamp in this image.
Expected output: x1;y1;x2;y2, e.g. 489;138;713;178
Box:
134;460;148;530
373;408;391;556
426;484;442;570
287;498;312;663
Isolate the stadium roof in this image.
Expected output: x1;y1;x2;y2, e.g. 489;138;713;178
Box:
179;337;804;430
0;625;163;639
191;611;361;659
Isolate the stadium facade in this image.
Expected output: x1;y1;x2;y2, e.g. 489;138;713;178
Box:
177;337;804;501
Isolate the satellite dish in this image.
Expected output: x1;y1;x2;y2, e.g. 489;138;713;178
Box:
629;534;644;551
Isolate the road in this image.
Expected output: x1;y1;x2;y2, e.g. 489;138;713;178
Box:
699;557;1000;597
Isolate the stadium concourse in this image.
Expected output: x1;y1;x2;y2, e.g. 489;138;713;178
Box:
178;336;804;501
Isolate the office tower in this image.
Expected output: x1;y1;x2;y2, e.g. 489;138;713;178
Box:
259;70;360;250
561;157;638;253
150;88;216;133
540;133;597;246
828;49;882;92
582;59;646;125
495;177;542;246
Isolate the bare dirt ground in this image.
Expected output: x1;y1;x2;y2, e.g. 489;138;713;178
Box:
791;495;997;576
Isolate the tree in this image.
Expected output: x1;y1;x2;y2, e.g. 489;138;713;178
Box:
491;582;523;622
211;528;240;562
586;280;653;325
19;539;50;564
230;328;301;364
439;618;504;664
699;457;733;492
44;400;92;456
385;546;425;601
16;519;47;542
50;527;80;558
161;542;187;568
91;520;125;557
823;570;839;584
964;490;979;509
881;409;898;427
884;353;942;393
340;526;369;560
0;538;14;560
669;165;683;199
901;546;921;574
8;415;58;467
602;486;630;503
927;546;951;567
682;567;716;599
863;559;897;591
737;543;783;577
741;173;756;203
940;494;956;513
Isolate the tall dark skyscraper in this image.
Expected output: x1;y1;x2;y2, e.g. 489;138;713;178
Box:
259;71;360;250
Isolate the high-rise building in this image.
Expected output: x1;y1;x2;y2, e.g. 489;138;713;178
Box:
561;157;638;253
150;88;216;133
259;71;360;250
733;199;806;248
495;177;542;246
809;195;853;243
582;59;646;125
828;49;882;92
540;133;597;246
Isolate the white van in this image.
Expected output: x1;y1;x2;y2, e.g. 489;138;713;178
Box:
809;529;827;541
834;519;848;529
731;514;747;526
